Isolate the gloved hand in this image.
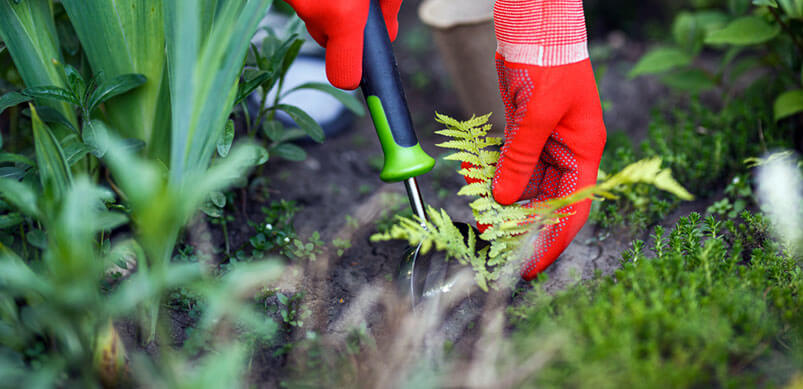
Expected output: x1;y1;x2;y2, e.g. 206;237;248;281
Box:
284;0;403;90
491;0;607;280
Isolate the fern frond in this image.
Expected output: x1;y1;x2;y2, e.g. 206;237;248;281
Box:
470;196;498;212
477;137;504;148
488;240;510;262
478;150;501;165
434;112;464;128
598;157;694;200
458;166;495;181
457;182;491;197
437;140;476;151
443;151;482;166
434;129;473;139
461;113;492;129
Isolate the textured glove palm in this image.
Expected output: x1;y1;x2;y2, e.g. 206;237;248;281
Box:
491;0;607;280
284;0;402;90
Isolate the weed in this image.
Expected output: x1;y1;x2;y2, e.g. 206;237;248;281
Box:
265;291;309;329
240;20;364;159
706;173;753;218
333;238;352;257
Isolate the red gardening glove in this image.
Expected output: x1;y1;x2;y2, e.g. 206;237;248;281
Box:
284;0;402;90
490;0;607;280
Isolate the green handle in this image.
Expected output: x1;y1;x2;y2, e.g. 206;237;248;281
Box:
365;96;434;182
361;0;434;182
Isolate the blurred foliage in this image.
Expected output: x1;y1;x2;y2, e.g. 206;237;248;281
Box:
629;0;803;121
0;1;338;386
0;158;283;387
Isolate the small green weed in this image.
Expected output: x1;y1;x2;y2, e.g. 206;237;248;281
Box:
706;174;753;218
236;200;323;263
265;291;310;329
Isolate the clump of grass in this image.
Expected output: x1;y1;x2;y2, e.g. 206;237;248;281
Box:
508;211;803;388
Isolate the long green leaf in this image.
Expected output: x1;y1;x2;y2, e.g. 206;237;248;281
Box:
774;89;803;121
704;16;781;45
31;105;79;134
22;85;79;105
0;91;31;115
61;0;170;157
234;69;273;106
31;104;72;201
276;104;325;142
0;152;35;166
0;0;77;128
629;47;692;78
165;0;272;183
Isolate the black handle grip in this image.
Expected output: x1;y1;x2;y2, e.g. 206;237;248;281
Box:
360;0;417;147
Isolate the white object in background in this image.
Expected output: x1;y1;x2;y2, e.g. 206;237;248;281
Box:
755;152;803;254
265;56;358;128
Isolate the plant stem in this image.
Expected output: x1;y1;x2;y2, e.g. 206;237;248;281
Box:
221;216;231;255
266;73;287;123
241;101;252;137
250;87;270;138
768;7;803;55
105;168;126;201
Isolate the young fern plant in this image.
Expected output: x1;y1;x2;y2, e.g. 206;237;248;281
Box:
373;113;694;290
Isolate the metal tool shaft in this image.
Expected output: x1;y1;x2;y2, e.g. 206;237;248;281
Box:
404;177;428;224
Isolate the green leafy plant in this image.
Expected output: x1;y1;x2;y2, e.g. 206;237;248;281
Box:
372;114;693;290
268;291;309;328
0;2;326;385
0;0;77;128
218;200;324;266
706;173;753;218
238;19;365;162
629;0;802;121
0;166;283;387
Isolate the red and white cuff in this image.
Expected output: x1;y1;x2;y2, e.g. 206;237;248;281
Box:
494;0;589;67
